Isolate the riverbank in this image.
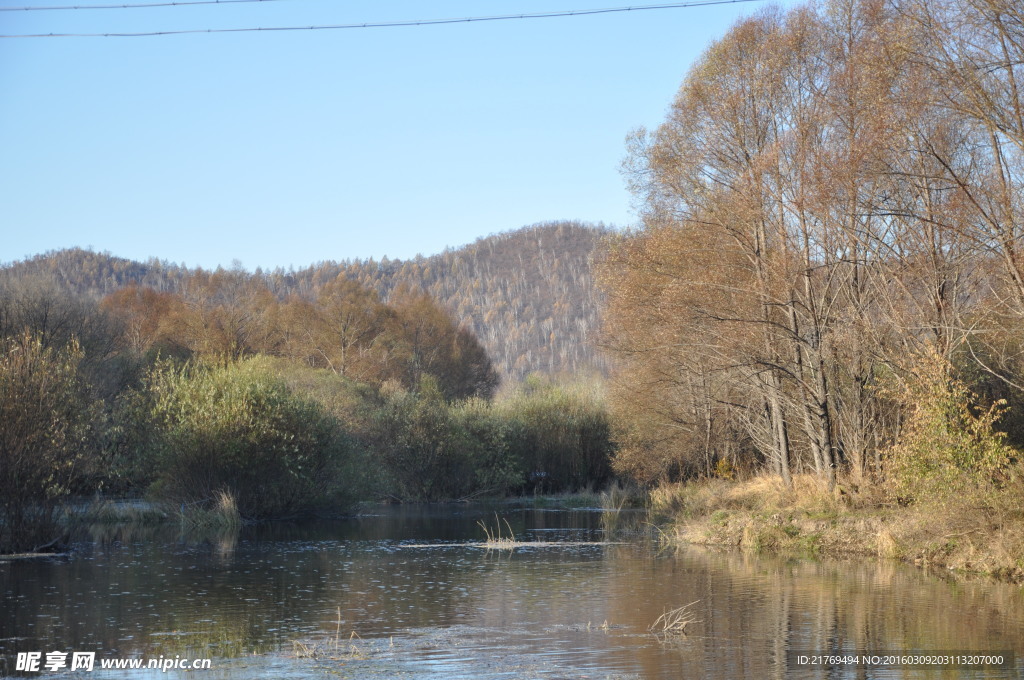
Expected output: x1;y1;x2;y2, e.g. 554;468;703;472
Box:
652;475;1024;582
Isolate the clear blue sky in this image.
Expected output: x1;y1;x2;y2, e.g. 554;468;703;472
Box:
1;0;790;271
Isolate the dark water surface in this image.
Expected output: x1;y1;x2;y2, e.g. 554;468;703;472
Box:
2;504;1023;678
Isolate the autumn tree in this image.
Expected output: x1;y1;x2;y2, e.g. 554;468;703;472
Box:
602;0;1008;489
170;268;280;362
5;221;609;385
608;8;816;485
100;284;189;360
387;285;499;400
278;276;392;381
0;272;135;398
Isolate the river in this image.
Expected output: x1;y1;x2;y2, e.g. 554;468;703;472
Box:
2;504;1023;678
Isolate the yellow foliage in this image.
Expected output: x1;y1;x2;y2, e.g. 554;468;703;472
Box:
882;348;1017;506
714;458;735;480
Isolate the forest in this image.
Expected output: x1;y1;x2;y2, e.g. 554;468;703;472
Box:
4;220;609;383
0;260;612;553
598;0;1024;573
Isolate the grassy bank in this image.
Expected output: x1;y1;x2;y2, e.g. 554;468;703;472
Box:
652;475;1024;582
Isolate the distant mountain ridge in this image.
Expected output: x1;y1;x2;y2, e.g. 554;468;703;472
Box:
2;220;611;382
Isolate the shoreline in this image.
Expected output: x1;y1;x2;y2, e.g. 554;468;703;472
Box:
653;475;1024;583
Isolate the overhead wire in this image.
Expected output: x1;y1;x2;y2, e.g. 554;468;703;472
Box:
1;0;295;11
0;0;763;38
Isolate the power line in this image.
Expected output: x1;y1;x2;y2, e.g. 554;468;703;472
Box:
0;0;763;38
1;0;293;12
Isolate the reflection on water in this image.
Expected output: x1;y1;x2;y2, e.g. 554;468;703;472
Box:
1;504;1022;678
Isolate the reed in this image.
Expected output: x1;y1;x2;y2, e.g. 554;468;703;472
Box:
477;514;517;549
291;640;319;659
599;480;641;510
177;490;242;529
650;600;701;639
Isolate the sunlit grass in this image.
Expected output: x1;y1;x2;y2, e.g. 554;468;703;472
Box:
177;490;243;529
477;514;517;549
657;471;1024;580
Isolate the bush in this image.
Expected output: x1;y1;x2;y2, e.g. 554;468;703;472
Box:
146;359;358;519
496;376;614;492
450;398;524;496
371;379;524;501
883;349;1018;506
98;388;162;496
0;332;99;552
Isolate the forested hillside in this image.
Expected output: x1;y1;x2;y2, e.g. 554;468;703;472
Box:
303;221;611;382
3;220;609;383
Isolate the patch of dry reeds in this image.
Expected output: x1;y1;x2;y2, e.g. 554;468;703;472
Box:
477;514;517;549
649;600;701;639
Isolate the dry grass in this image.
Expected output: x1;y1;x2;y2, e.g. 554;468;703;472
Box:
649;601;701;639
651;475;840;518
291;640;320;659
477;514;517;549
599;480;644;510
658;472;1024;581
178;490;242;529
293;628;367;661
875;527;902;559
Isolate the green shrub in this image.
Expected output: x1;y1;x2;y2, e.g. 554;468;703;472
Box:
371;379;525;501
450;397;524;495
495;376;614;492
0;332;99;552
372;378;462;500
98;387;161;496
146;359;358;519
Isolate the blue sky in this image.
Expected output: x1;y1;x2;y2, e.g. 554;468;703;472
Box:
1;0;790;271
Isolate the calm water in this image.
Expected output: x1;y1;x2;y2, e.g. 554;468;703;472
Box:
2;504;1023;679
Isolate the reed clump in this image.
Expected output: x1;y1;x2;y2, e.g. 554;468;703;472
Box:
650;601;701;640
177;490;242;529
599;480;644;510
477;514;517;549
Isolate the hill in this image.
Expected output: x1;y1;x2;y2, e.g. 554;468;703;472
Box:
1;220;611;382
